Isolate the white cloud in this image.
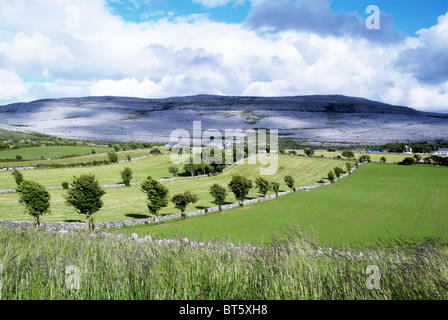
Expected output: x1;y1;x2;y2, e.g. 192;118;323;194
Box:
0;0;446;112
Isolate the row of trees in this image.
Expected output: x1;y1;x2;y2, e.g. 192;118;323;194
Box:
12;167;300;230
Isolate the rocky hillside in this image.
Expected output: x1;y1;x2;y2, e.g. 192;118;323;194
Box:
0;94;447;144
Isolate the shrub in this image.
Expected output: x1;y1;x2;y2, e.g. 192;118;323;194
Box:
108;152;118;163
121;167;133;187
15;155;23;160
399;157;416;166
61;182;70;190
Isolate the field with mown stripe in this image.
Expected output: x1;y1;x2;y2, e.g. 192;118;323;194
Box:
0;145;113;160
122;163;448;246
0;155;350;222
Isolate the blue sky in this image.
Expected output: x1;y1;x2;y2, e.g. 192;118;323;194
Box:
106;0;448;36
0;0;448;111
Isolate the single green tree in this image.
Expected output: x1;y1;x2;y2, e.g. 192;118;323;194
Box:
141;176;170;222
328;171;335;183
121;167;133;187
150;148;162;156
209;184;227;211
270;181;280;197
169;166;179;177
414;154;422;163
113;144;121;152
127;154;132;162
65;174;106;230
11;169;24;186
380;156;387;163
228;175;253;206
304;148;315;157
346;162;353;174
108;152;118;163
17;180;51;228
342;150;355;159
334;167;343;178
284;175;295;191
255;177;270;197
171;191;199;219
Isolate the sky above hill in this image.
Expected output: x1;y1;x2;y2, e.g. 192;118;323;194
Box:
0;0;447;111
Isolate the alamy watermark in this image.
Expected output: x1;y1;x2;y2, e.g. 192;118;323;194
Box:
66;5;80;31
65;265;80;290
365;265;381;290
169;121;279;175
366;5;380;30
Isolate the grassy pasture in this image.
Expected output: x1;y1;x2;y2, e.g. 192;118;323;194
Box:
295;151;418;163
0;153;179;190
0;145;113;160
0;155;350;222
0;148;157;168
122;163;448;246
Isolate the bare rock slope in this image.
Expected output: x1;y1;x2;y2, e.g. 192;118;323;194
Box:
0;94;447;144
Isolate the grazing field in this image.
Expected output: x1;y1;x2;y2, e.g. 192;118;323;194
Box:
292;151;417;163
0;145;113;160
123;163;448;246
0;153;179;190
0;148;157;168
0;155;350;222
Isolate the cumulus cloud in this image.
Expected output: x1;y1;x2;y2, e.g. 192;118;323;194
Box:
395;12;448;85
0;0;446;112
245;0;406;43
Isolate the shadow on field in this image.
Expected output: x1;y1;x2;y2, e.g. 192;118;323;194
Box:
125;214;150;220
64;219;85;223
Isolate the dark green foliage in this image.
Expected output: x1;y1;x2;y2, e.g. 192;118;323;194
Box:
284;175;295;191
346;162;352;174
334;167;343;178
341;150;355;159
141;177;170;221
328;171;335;183
414;154;422;163
399;157;416;166
121;167;133;187
228;175;253;206
61;182;70;190
108;152;118;163
270;181;280;197
359;155;371;163
255;177;270;197
380;156;387;163
16;180;51;227
15;155;23;160
11;169;24;186
127;154;132;162
150;148;162;156
304;148;315;157
288;151;297;156
169;166;179;177
171;191;199;218
209;184;227;211
113;144;121;152
65;174;105;230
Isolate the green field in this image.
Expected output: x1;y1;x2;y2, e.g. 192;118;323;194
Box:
122;163;448;246
0;145;113;160
0;155;350;222
294;151;416;162
0;148;158;168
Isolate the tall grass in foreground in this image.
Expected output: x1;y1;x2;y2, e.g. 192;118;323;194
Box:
0;226;447;300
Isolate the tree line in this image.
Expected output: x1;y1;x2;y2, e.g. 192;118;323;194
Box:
10;168;302;230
